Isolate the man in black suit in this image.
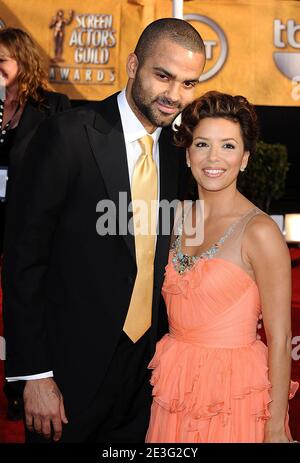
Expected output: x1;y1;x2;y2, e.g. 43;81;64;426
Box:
2;18;205;442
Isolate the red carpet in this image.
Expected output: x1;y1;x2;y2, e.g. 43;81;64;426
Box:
0;250;300;443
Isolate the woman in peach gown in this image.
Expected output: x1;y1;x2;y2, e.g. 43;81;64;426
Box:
146;91;298;443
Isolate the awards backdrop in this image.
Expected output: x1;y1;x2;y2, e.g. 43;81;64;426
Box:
0;0;300;105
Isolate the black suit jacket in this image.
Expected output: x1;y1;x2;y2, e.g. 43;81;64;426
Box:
3;92;187;416
8;90;71;186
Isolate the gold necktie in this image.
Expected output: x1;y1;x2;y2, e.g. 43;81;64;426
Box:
123;135;158;342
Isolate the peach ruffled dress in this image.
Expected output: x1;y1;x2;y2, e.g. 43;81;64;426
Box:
146;208;298;443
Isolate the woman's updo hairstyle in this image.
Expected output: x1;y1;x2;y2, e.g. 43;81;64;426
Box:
174;91;259;157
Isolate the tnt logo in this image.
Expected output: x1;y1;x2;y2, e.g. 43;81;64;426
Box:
273;19;300;84
274;19;300;49
184;14;228;82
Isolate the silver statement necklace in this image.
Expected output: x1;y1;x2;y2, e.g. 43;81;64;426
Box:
171;208;257;275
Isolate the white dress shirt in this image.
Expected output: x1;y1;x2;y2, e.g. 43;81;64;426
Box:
6;89;162;382
117;89;161;190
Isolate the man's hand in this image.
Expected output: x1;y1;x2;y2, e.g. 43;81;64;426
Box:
24;377;68;441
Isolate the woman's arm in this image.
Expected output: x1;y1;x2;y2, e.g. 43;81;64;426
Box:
243;214;292;443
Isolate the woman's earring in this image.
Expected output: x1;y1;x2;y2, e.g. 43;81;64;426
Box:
240;166;246;172
187;161;191;167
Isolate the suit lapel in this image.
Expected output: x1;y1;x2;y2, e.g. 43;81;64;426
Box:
154;128;180;282
85;95;135;262
158;128;179;205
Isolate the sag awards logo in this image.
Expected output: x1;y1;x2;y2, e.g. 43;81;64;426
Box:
49;9;116;85
273;19;300;101
184;14;228;82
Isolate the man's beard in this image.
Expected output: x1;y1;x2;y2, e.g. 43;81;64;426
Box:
131;73;182;128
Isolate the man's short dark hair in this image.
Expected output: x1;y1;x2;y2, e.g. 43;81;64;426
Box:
134;18;205;66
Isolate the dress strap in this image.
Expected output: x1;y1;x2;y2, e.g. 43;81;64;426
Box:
215;207;267;279
238;207;266;235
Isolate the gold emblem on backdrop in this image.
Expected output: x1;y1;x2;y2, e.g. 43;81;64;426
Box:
48;10;117;88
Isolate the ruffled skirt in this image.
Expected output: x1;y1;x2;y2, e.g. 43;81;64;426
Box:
146;335;298;443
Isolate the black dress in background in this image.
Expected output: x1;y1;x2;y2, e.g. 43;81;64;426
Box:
0;127;22;418
0;127;17;255
1;91;70;421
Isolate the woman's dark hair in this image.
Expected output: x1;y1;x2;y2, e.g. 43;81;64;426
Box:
174;91;259;157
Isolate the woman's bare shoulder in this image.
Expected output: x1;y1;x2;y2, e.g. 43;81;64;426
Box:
244;211;289;259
